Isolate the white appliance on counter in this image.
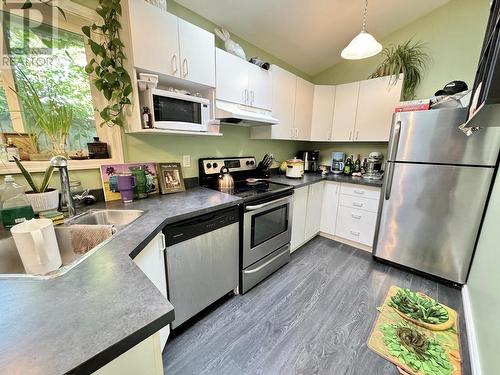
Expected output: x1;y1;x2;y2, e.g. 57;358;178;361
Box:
140;87;210;132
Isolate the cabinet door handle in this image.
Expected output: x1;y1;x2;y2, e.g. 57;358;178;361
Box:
295;128;299;138
242;89;247;103
352;202;363;208
348;130;352;140
250;90;255;105
159;233;166;251
350;230;361;236
351;213;362;219
182;57;188;77
356;131;359;140
171;54;178;74
353;189;365;195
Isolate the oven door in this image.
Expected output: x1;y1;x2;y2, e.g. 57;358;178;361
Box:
243;194;293;268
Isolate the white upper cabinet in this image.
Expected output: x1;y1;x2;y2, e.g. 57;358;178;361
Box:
250;64;296;139
354;76;402;141
178;18;216;87
293;77;314;140
216;48;249;105
331;82;360;141
247;63;273;110
310;85;335;141
216;48;272;110
128;1;215;87
128;0;180;78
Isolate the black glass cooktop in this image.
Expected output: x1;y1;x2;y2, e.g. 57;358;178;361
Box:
231;181;288;198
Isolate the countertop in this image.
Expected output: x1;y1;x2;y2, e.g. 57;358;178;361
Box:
0;187;242;375
268;173;384;188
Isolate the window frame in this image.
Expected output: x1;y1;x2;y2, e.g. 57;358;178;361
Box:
0;0;124;174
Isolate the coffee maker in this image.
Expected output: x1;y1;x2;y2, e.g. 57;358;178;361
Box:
297;150;320;172
330;152;345;174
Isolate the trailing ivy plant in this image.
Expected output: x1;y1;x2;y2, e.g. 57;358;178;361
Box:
82;0;132;127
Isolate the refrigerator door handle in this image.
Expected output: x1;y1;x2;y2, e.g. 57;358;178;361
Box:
388;121;402;162
384;162;394;200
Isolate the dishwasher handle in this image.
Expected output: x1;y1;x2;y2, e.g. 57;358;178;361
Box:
164;206;239;246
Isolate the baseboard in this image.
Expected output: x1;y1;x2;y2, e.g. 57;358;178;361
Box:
318;232;372;253
462;285;482;375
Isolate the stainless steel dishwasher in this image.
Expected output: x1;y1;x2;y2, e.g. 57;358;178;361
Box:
164;207;239;329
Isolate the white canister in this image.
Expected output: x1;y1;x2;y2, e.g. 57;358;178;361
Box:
286;157;304;179
10;218;62;275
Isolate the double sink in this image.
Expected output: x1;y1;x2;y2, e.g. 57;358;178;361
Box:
0;209;144;279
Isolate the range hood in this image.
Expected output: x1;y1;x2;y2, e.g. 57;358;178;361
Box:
215;100;278;126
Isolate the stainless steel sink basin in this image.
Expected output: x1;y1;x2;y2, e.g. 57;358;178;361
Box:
66;209;144;229
0;209;144;279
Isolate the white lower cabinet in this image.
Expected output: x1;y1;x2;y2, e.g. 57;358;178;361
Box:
132;233;170;350
335;206;378;246
92;332;163;375
305;181;324;240
334;183;381;249
291;186;308;252
316;181;381;250
319;181;340;235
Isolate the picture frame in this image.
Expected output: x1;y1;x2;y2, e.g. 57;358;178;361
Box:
1;132;36;161
157;162;185;194
99;162;159;201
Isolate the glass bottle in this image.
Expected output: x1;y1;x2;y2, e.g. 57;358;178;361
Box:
354;154;361;173
0;175;34;228
343;156;352;175
5;138;19;162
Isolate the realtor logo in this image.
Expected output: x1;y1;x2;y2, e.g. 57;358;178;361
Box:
0;0;60;68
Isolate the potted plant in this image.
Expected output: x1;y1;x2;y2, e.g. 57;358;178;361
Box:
15;70;73;156
369;39;430;100
13;156;59;214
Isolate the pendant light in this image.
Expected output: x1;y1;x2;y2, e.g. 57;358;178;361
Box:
341;0;382;60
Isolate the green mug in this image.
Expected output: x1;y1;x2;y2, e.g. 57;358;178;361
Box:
131;167;148;199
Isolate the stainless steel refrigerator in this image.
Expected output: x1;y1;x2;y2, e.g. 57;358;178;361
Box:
373;107;500;284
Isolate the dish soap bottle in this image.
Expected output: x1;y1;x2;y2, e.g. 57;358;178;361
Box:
0;175;34;228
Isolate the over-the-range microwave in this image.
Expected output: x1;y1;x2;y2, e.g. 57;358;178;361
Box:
147;88;210;132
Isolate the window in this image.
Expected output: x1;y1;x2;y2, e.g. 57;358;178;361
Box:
2;11;96;154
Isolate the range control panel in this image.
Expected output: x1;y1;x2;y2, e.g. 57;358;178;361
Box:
201;157;256;175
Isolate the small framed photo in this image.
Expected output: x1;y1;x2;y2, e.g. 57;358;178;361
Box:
157;163;185;194
2;132;35;161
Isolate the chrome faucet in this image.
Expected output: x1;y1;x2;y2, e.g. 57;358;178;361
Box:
50;155;76;217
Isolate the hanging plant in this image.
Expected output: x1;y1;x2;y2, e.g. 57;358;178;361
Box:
82;0;132;127
369;40;430;100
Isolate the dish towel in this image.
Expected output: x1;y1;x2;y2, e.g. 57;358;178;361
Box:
70;225;114;254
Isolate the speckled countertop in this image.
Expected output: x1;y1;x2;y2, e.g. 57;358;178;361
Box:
268;173;384;188
0;187;242;375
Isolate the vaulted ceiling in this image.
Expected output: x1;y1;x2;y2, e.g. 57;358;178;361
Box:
174;0;451;76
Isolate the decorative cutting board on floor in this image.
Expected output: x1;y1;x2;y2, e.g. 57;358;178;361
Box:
368;286;462;375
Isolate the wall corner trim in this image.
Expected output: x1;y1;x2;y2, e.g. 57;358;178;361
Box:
462;285;482;375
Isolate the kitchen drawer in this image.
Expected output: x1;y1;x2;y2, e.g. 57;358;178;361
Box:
340;183;381;200
339;193;379;213
335;206;377;246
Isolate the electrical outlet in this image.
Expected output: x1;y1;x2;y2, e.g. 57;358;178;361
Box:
182;155;191;168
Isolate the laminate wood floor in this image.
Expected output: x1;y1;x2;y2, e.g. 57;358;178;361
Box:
163;237;471;375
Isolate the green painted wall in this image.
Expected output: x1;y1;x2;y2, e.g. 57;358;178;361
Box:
124;125;307;177
313;0;490;100
467;170;500;375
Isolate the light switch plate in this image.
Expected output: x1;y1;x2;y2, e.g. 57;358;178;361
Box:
182;155;191;168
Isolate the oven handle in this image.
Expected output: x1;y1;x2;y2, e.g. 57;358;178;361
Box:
245;196;291;211
242;245;290;274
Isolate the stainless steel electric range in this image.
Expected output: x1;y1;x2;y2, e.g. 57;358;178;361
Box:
199;156;293;293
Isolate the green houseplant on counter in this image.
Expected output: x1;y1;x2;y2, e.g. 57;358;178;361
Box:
13;156;58;214
15;71;73;157
369;39;430;100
